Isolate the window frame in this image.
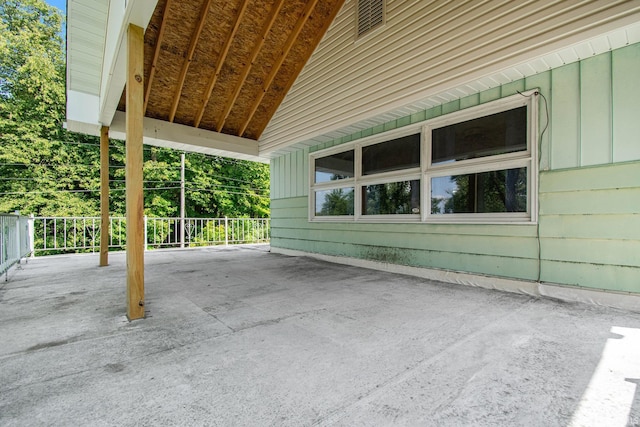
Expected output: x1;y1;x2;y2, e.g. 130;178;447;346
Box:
423;92;537;223
308;90;538;224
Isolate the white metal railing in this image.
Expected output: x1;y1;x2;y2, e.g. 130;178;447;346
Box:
34;216;270;254
1;213;34;280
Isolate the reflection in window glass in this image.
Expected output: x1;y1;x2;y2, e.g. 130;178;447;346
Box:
362;134;420;175
315;151;354;183
315;188;354;216
431;168;527;214
363;180;420;215
432;107;527;165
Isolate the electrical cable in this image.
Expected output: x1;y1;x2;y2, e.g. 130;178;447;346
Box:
185;187;270;199
0;186;181;195
517;89;550;283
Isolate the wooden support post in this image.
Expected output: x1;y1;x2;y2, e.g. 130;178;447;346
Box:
126;24;145;320
99;125;110;267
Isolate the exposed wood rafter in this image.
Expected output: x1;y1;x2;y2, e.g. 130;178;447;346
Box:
237;0;321;137
253;0;347;139
215;0;285;133
194;0;250;128
169;0;213;122
115;0;345;148
144;0;172;114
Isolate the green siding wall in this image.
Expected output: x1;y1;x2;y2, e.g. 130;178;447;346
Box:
538;162;640;292
270;43;640;294
272;196;540;281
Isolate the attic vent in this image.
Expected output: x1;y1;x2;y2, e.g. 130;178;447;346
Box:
357;0;384;37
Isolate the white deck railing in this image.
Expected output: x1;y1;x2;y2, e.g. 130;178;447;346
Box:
34;216;270;254
1;213;34;280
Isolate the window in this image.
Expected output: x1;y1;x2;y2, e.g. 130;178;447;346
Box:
315;188;355;216
430;168;527;215
425;93;536;222
314;150;354;183
357;0;385;37
309;91;538;223
310;128;420;220
362;134;420;175
363;180;420;215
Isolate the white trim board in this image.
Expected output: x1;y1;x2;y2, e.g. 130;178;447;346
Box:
270;247;640;313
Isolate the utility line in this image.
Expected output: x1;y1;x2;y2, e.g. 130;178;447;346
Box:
185;187;270;199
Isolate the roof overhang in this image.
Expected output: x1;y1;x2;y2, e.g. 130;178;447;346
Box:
65;0;345;163
262;20;640;158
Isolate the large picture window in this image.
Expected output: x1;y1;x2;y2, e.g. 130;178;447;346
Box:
309;91;537;223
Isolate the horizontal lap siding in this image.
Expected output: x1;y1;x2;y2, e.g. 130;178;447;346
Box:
260;0;640;152
538;162;640;292
271;197;539;281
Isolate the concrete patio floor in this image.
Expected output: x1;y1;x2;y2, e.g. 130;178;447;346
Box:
1;245;640;426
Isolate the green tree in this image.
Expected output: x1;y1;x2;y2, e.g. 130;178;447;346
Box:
0;0;96;215
0;0;270;218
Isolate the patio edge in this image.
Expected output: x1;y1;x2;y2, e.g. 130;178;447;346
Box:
271;247;640;313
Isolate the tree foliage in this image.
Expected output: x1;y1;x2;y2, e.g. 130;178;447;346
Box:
0;0;269;218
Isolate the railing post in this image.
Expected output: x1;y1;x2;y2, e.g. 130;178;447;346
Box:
143;215;148;252
14;211;20;266
180;152;185;248
224;216;229;246
28;214;35;259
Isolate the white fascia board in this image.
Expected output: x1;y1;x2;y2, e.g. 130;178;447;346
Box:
109;112;269;163
99;0;158;126
65;90;101;136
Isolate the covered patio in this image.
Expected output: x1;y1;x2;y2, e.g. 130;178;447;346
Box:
1;247;639;426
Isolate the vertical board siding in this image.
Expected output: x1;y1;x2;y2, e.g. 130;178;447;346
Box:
270;44;640;294
580;53;612;166
551;63;580;170
525;72;552;171
612;43;640;162
284;154;291;198
271;150;310;199
260;0;640;152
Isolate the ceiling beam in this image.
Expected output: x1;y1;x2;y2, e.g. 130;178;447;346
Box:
144;0;172;114
194;0;250;128
168;0;213;122
254;0;347;139
109;111;267;163
237;0;320;137
215;0;285;133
